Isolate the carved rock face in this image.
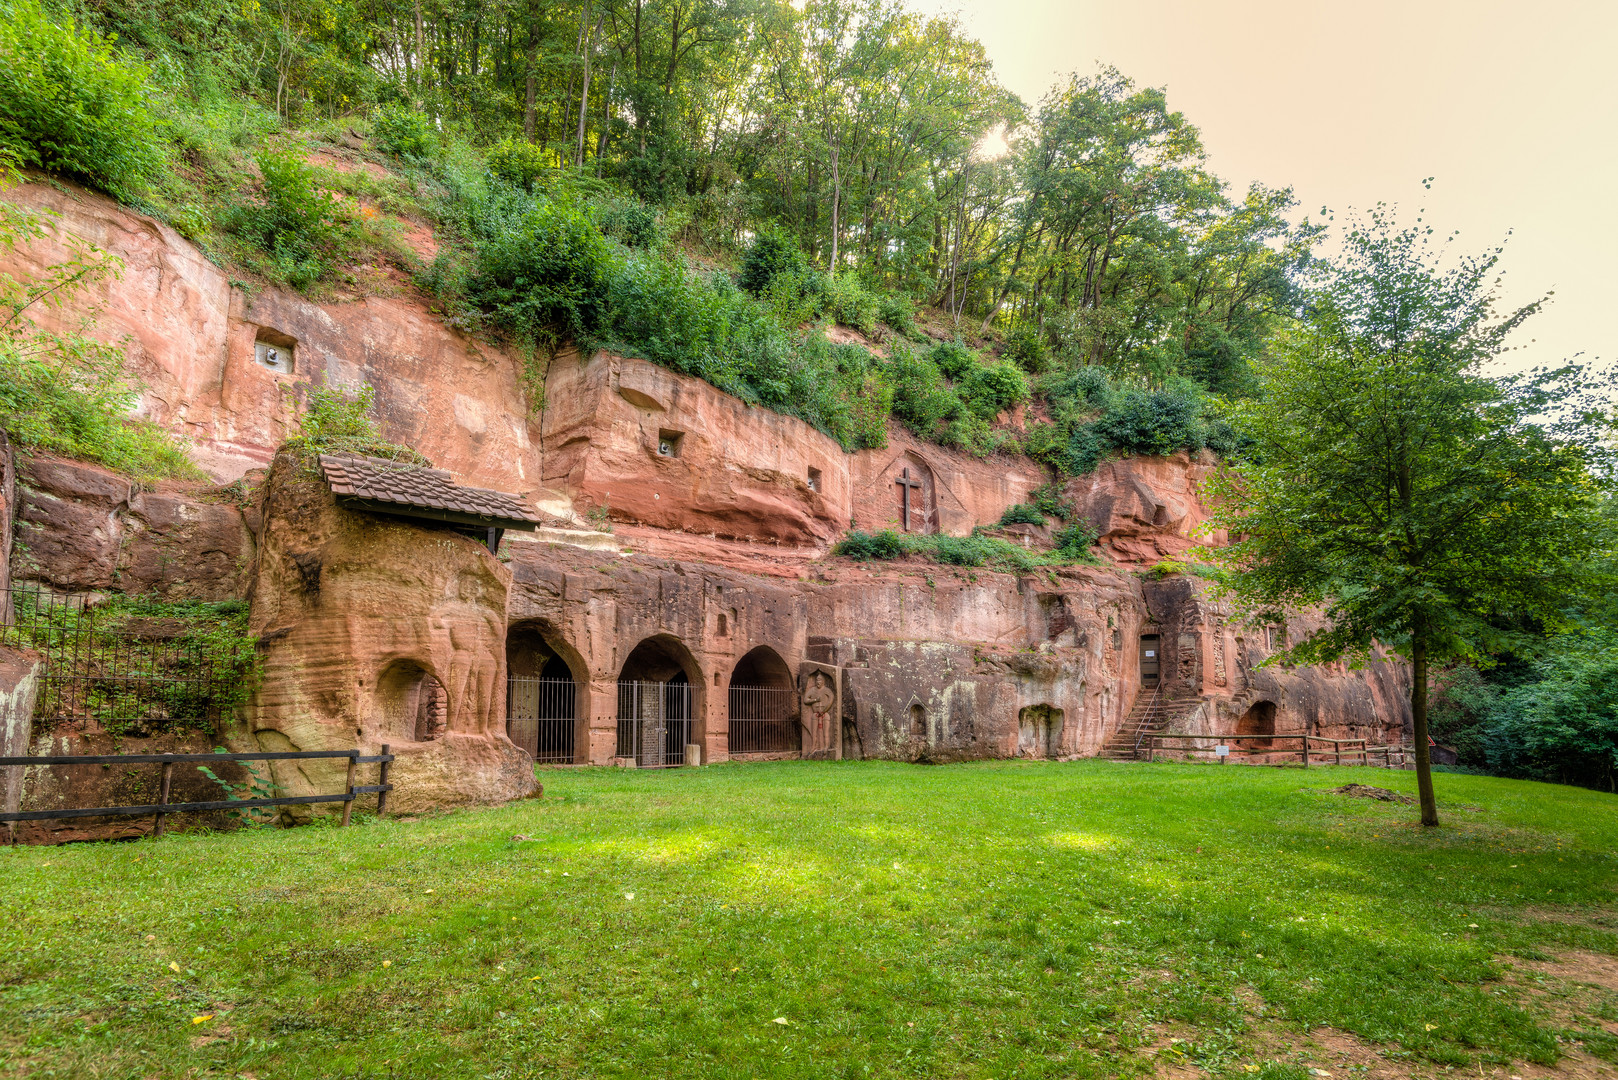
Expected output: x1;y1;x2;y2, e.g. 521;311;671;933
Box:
244;451;534;814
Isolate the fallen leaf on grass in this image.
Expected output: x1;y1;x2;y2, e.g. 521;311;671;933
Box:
772;1017;791;1025
191;1014;213;1025
168;962;181;973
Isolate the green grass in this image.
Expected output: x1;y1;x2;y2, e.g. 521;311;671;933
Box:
2;761;1614;1078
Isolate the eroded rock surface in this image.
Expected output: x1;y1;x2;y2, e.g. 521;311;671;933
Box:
243;451;534;813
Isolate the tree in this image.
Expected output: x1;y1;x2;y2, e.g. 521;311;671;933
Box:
1207;202;1616;826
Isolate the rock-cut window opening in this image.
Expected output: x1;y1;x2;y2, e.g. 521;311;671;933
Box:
728;645;797;755
1018;704;1064;759
616;636;698;767
507;625;579;764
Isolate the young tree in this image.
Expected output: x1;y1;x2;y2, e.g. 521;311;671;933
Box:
1207;202;1616;826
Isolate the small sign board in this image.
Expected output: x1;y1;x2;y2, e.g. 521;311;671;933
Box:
1144;650;1155;658
1215;744;1230;758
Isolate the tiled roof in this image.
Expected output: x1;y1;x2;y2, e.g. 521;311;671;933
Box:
319;453;541;529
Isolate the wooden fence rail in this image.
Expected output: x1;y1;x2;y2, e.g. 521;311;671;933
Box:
1;746;394;835
1145;734;1416;768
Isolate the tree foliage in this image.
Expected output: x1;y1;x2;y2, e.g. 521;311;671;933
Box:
1207;204;1616;822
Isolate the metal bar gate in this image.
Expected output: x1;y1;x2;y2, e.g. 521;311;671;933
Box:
616;680;691;767
727;685;799;754
506;677;577;764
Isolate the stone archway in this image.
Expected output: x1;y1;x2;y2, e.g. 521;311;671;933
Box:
506;621;588;764
617;635;703;766
727;645;798;756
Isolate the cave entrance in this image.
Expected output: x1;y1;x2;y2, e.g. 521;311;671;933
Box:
374;660;446;743
1139;635;1161;687
1017;704;1065;759
616;636;701;767
727;646;798;755
506;623;582;764
1234;700;1277;751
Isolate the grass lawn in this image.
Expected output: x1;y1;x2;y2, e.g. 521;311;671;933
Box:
2;760;1615;1079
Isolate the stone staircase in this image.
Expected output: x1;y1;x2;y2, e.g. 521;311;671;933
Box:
1099;688;1200;760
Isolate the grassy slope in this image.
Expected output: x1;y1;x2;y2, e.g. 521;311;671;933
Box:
1;761;1614;1079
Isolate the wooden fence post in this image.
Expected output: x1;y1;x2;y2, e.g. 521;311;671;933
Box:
340;751;357;827
1334;740;1341;766
1301;735;1309;769
153;754;174;838
377;744;390;815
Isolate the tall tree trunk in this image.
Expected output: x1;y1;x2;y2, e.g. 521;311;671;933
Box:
577;12;603;165
522;0;539;141
1410;615;1440;827
828;141;840;272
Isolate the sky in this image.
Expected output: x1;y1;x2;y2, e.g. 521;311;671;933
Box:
910;0;1617;376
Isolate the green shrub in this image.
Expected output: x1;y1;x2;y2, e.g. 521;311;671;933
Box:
1093;385;1207;456
1064;425;1106;475
463;199;614;350
0;0;163;199
761;267;828;329
596;198;660;249
228;150;352;290
1003;324;1048;372
824;271;878;334
1052;521;1098;560
486;136;548;192
1030;482;1073;520
929;340;977;381
876;292;916;335
374;104;436;159
285;383;427;464
738;224;810;296
885;346;960;438
998;503;1045;527
834;529;906;560
960;361;1030;419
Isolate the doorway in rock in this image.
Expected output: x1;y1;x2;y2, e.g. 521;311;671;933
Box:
1139;635;1161;687
506;624;581;764
616;636;700;767
1235;700;1277;751
1017;704;1064;759
727;646;799;755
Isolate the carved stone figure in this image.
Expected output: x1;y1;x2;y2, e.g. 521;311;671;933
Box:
801;670;835;748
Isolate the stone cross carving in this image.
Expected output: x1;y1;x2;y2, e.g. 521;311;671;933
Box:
895;467;924;532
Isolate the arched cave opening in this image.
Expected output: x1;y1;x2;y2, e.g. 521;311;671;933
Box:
506;623;583;764
1235;700;1277;752
727;645;799;755
616;635;701;766
374;660;446;743
1017;704;1065;759
909;702;927;743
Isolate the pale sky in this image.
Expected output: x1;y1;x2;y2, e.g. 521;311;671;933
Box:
912;0;1617;376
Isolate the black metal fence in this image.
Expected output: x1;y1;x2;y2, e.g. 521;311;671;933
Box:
0;586;254;732
507;676;577;764
727;685;799;754
0;748;394;834
616;680;691;767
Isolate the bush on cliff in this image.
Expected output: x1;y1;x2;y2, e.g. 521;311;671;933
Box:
0;0;164;200
0;197;199;483
833;525;1099;572
283;383;429;466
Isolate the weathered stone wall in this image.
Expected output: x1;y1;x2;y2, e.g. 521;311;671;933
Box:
242;451;534;814
13;454;256;600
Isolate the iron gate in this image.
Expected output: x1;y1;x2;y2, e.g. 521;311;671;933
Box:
616;680;691;767
727;685;799;754
506;677;577;764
